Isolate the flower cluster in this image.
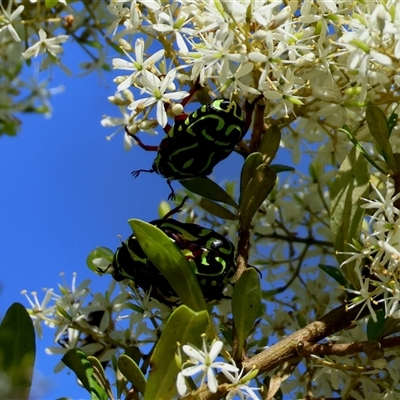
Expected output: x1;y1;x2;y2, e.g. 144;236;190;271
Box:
341;178;400;321
13;0;400;398
22;273;171;371
176;336;262;399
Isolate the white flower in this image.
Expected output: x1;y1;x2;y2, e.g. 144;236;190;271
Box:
178;336;238;393
112;38;165;91
22;288;58;339
222;366;262;400
152;4;196;53
0;1;24;42
22;29;68;59
128;69;189;127
106;1;130;37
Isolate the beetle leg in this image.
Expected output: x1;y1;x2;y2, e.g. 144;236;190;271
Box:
125;127;159;151
131;169;155;178
167;180;176;201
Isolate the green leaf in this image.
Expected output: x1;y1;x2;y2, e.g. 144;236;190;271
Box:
61;348;108;400
367;310;386;341
45;0;58;8
259;125;281;165
232;269;261;358
128;219;207;311
0;303;35;400
388;111;398;136
240;164;277;230
145;305;209;400
180;177;239;209
318;264;347;287
87;356;113;399
366;105;395;170
118;354;147;395
86;247;114;272
340;125;387;174
269;164;295;173
330;147;369;289
240;152;263;202
262;288;280;299
199;198;238;220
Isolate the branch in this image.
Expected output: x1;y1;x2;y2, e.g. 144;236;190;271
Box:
189;302;376;400
296;339;384;360
241;303;371;374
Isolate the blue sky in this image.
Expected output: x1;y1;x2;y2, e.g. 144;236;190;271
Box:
0;54;166;398
0;45;250;398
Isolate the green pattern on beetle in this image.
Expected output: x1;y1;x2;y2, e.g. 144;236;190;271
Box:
154;100;244;180
128;99;245;199
107;201;237;303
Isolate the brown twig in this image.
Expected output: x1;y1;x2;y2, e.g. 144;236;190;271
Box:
187;302;376;400
296;339;384;360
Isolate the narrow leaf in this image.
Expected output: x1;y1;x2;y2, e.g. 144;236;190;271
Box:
180;177;239;209
61;348;108;400
240;164;277;230
340;126;387;174
318;264;347;287
240;152;263;202
366;105;395;169
259;125;281;165
388;111;398;136
199;198;238;220
118;354;147;395
128;219;207;311
367;310;386;340
232;269;261;358
330;147;369;289
0;303;36;400
88;356;113;399
269;164;295;173
145;305;209;400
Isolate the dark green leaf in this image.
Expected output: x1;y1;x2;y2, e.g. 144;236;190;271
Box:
199;198;238;220
259;125;281;165
330;147;369;289
118;354;147;395
366;105;395;170
388;111;398;136
220;325;233;347
367;310;386;341
240;152;263;202
108;41;125;55
240;164;277;230
269;164;295;173
180;177;238;209
61;348;108;400
0;303;35;400
232;269;261;358
128;219;207;311
318;264;347;287
145;305;209;400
